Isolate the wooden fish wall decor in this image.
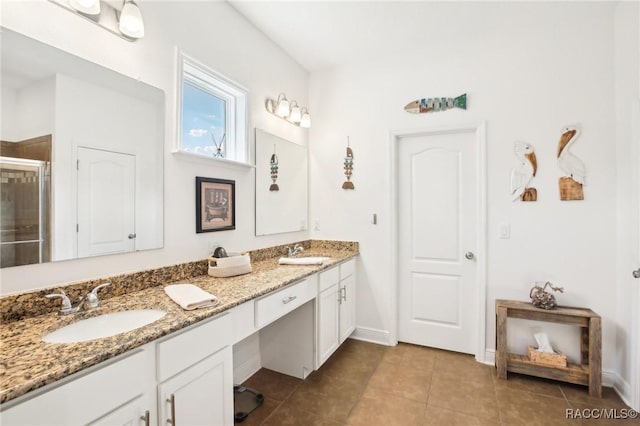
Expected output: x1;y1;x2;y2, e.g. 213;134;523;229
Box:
510;142;537;202
404;93;467;114
269;145;279;191
557;125;585;201
342;137;354;190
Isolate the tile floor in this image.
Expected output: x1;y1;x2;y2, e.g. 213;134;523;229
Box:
238;339;639;426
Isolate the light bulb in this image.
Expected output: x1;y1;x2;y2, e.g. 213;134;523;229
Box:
70;0;100;15
300;108;311;128
275;93;290;118
289;101;301;123
119;0;145;39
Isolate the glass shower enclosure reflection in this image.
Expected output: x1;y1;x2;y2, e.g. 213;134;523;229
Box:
0;157;51;267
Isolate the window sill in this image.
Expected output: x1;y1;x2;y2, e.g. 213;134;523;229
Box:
171;150;255;169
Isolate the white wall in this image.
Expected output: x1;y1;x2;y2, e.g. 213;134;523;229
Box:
309;2;619;372
0;0;309;294
614;0;640;401
52;73;164;260
0;76;55;142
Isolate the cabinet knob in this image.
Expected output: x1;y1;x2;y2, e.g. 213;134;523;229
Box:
633;268;640;279
465;251;475;260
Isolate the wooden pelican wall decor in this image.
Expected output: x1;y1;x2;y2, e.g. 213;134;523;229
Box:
269;145;279;191
342;137;354;190
510;142;537;201
557;125;585;200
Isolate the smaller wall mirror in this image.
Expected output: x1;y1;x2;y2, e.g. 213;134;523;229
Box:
255;129;308;236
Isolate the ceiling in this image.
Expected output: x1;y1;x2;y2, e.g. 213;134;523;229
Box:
228;1;614;73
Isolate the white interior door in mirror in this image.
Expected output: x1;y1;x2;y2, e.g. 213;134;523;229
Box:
77;147;135;258
255;129;308;236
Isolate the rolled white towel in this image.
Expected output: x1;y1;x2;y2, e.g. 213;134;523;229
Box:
164;284;219;310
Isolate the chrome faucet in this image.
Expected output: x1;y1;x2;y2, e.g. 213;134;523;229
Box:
287;244;304;258
45;283;110;315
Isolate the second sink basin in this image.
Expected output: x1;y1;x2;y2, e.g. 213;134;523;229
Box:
42;309;166;344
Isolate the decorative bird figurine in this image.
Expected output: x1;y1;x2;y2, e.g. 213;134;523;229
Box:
510;142;537;201
557;125;585;185
557;125;585;200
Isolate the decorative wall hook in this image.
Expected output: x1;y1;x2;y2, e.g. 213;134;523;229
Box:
342;137;354;190
269;144;279;191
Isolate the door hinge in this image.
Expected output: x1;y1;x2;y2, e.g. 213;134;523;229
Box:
76;159;79;170
76;224;79;232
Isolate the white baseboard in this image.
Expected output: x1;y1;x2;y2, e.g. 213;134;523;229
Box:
482;349;495;366
351;326;392;346
233;352;261;385
613;372;632;405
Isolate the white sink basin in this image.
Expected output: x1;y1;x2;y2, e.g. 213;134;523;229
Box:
278;256;330;265
42;309;166;343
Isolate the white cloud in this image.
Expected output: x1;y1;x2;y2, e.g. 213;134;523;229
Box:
188;128;208;137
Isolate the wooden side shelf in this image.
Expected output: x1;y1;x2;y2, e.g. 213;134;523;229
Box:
495;299;602;397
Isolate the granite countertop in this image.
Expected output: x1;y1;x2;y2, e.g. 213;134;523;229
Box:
0;247;357;404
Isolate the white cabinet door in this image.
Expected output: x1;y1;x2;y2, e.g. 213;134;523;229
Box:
339;274;356;343
158;347;233;426
88;395;151;426
317;282;340;367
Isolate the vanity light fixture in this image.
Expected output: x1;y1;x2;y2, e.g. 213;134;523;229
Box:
265;93;311;128
49;0;145;41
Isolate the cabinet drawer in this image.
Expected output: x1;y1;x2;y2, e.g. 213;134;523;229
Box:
340;259;355;279
157;313;231;382
1;349;150;426
319;266;339;293
255;279;314;328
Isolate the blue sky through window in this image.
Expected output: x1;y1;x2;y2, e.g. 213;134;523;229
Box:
182;82;226;157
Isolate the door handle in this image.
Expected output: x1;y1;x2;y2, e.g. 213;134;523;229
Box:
633;268;640;279
128;233;137;239
465;252;475;260
140;410;150;426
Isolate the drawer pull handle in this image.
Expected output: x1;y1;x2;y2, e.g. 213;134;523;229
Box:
167;394;176;425
341;286;347;302
282;295;297;304
141;410;150;426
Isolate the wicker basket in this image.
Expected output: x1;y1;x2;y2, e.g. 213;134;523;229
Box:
208;253;252;278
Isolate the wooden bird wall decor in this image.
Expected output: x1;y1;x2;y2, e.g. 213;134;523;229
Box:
510;142;538;201
342;137;354;190
557;125;585;200
269;145;279;191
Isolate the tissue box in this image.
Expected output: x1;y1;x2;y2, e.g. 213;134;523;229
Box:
208;253;252;278
527;345;567;368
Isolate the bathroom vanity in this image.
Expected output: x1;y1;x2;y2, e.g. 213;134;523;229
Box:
0;243;358;426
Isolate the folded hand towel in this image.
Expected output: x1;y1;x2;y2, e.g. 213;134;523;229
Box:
164;284;219;310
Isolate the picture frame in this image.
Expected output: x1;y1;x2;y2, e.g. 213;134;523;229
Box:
195;177;236;233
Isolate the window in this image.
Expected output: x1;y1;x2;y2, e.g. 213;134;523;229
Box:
177;52;248;164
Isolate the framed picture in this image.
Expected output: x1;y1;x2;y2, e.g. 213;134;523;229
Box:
196;177;235;233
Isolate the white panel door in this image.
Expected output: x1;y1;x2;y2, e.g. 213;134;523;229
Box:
398;130;477;354
77;147;135;258
632;98;640;411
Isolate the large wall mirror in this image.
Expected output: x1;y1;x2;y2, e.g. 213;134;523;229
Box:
255;129;308;236
0;28;165;268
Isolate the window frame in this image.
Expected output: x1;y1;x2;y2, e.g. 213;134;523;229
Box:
175;51;249;165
